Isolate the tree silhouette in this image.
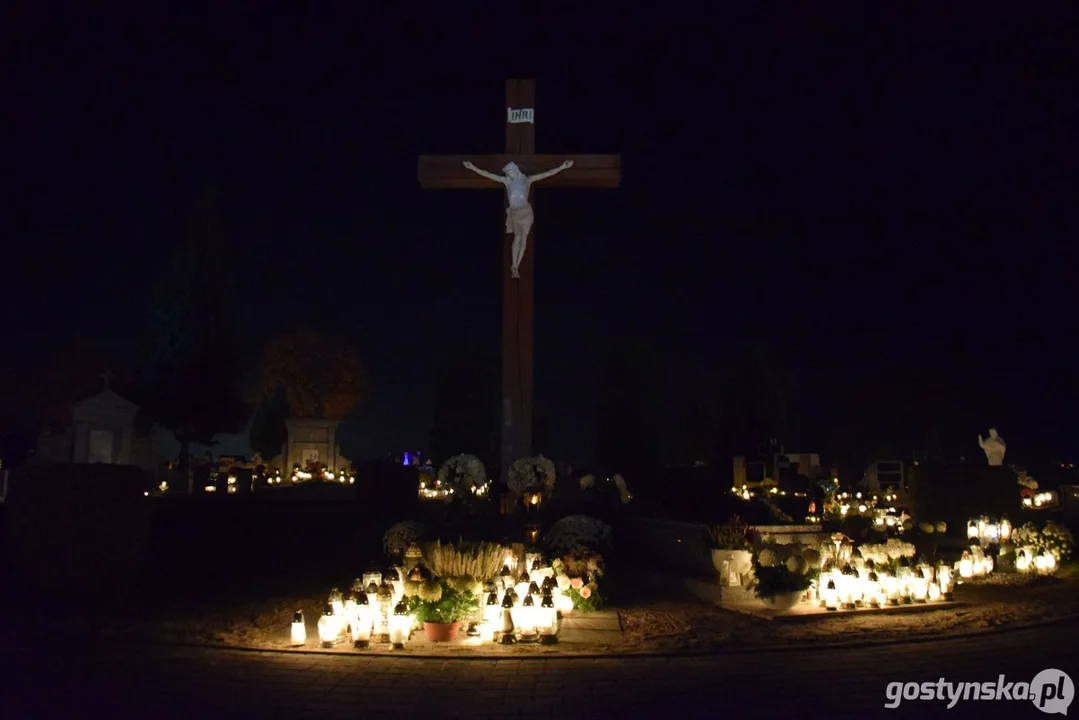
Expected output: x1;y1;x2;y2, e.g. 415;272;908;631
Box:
135;187;249;469
252;330;365;420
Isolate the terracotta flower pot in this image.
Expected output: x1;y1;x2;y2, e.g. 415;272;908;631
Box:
423;621;462;642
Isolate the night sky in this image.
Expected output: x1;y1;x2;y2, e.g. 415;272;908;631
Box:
6;6;1077;467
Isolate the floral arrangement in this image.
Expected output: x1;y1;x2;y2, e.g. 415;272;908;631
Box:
552;548;604;611
916;520;947;534
579;474;595;489
752;546;816;598
383;521;428;556
1013;521;1074;561
507;455;557;496
1016;471;1039;490
436;454;487;495
856;539;916;571
423;541;508;585
709;515;753;551
543;515;613;555
407;580;479;624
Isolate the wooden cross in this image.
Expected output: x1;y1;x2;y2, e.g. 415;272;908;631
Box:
418;79;621;481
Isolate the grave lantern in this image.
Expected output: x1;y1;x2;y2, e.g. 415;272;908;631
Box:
999;518;1012;541
344;592;358;624
937;565;954;600
389;600;410;649
1016;549;1031;574
865;572;881;606
484;592;501;627
882;573;900;606
967;520;979;541
515;570;532;600
539;591;558;644
329;588;344;617
352;593;374;649
376;581;394;641
958;551;974;579
911;569;928;603
499;593;516;644
291;610;306;646
928;582;942;602
362;565;382;589
823;579;838;611
517;594;539;642
404;542;423;568
499;565;514;591
318;604;338;648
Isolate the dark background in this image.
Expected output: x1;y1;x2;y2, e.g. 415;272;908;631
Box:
4;5;1077;469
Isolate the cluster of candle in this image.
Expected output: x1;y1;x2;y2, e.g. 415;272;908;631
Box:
815;560;955;610
288;468;355;484
418;479;454;500
290;570;412;650
1023;491;1058;509
479;556;568;645
1015;548;1058;574
957;546;994;578
966;516;1011;546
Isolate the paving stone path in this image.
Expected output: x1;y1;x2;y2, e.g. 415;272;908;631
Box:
3;620;1076;719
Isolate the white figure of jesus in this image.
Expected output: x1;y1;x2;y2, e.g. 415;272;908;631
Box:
462;159;573;279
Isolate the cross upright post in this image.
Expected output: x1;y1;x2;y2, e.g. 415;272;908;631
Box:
417;79;621;487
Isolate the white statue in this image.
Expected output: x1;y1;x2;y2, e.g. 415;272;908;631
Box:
977;428;1006;466
462;159;573;278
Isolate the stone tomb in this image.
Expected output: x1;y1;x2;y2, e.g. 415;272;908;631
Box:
283;418;349;472
71;390;140;465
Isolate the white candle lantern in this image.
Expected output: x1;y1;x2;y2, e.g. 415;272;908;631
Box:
329;588;344;617
376;581;393;639
291;610;306;646
823;579;838;610
937;565;954;599
1016;550;1031;574
882;574;900;605
911;570;928;603
515;571;532;601
384;567;404;600
499;565;514;590
352;593;373;648
865;572;881;606
404;543;424;569
958;553;974;579
999;518;1011;541
539;592;558;644
389;600;410;649
928;582;942;601
317;605;338;648
483;592;502;626
499;593;516;644
967;520;979;540
517;594;539;642
362;567;382;589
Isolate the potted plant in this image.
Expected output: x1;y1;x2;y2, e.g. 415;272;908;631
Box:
408;579;480;642
752;547;815;611
709;515;754;586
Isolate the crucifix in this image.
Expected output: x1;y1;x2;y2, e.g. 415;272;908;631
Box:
418;79;621;482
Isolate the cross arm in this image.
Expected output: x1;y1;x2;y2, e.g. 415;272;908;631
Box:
418;154;621;190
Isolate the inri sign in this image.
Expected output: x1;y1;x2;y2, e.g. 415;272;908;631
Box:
507;107;534;124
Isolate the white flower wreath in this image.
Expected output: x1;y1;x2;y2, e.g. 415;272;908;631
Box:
507;455;557;496
436;454;487;494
